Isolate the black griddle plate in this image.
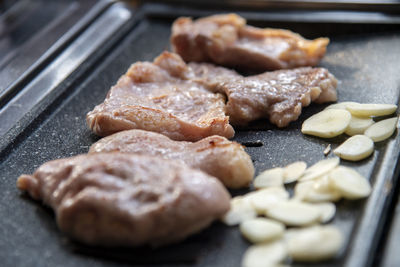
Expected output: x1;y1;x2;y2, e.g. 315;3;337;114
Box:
0;2;400;267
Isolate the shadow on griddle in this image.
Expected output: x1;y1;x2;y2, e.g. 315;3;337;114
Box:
67;222;228;265
88;132;103;143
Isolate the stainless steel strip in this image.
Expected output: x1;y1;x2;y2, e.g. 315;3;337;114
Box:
0;2;79;82
345;123;400;267
0;3;131;137
0;0;112;104
381;196;400;267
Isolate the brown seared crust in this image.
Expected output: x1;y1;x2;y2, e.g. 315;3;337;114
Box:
17;153;230;247
171;13;329;71
89;130;254;188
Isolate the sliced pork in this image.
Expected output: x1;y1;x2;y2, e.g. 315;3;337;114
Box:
190;63;338;127
88;51;337;135
171;13;329;71
89;129;254;189
17;153;230;247
86;51;234;141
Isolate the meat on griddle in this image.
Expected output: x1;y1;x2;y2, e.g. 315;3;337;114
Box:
171;13;329;71
88;51;337;137
190;63;338;127
17;153;230;247
89;129;254;189
86;51;234;141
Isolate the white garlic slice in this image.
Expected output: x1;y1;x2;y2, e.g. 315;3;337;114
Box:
246;187;289;215
299;157;340;182
286;225;344;262
325;101;359;110
265;200;321;226
254;168;284;189
242;240;287;267
333;134;374;161
345;115;374;136
329;166;371;200
346;103;397;117
221;196;257;226
302;109;351;138
312;202;336;223
364;117;398;142
240;218;285;244
283;161;307;184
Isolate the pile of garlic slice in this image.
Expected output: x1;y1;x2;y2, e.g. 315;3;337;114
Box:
221;157;371;266
301;102;399;161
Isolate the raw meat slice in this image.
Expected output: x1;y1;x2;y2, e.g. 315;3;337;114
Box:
86;51;234;141
17;153;230;247
190;63;337;127
171;13;329;71
89;129;254;188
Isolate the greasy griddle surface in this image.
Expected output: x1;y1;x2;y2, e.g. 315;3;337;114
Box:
0;15;399;267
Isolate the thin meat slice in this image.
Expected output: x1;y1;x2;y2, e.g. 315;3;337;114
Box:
171;13;329;71
86;51;234;141
89;129;254;189
88;51;337;134
190;63;337;127
17;153;230;247
224;67;338;127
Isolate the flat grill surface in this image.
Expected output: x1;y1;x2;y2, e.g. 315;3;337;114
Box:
0;3;399;267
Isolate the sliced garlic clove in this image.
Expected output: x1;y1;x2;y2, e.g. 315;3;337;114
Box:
239;218;285;244
301;109;351;138
297;175;341;203
283;161;307;184
293;180;315;201
364;117;398;142
325;101;359;110
346;103;397;117
286;225;344;262
246;187;289;214
344;115;375;136
254;167;284;189
265;200;321;226
221;196;257;226
299;157;340;182
329;166;371;200
333;134;374;161
242;240;288;267
312;202;336;223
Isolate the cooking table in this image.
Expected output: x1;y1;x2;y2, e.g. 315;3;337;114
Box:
0;1;399;266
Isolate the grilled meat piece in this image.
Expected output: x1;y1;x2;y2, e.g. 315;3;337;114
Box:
190;63;337;127
171;13;329;71
89;129;254;189
86;52;234;141
17;153;230;247
88;50;337;135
